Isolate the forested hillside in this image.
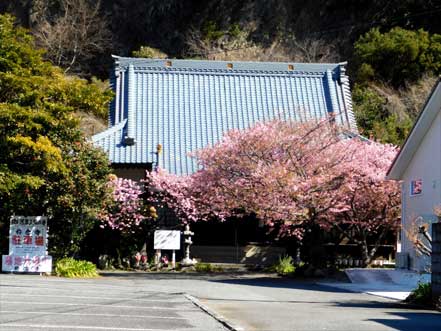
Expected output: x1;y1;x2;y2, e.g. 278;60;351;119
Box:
2;0;441;144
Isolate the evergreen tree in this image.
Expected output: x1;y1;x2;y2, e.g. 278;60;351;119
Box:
0;14;113;257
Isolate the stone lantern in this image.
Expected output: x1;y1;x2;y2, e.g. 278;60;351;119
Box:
181;224;196;266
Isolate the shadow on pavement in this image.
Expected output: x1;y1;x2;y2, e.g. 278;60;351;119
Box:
211;276;355;294
334;299;412;309
99;271;255;280
100;271;357;294
368;312;441;331
332;298;441;331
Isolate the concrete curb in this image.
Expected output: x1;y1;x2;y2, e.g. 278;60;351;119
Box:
184;294;244;331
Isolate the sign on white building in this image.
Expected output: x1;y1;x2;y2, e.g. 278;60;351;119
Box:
2;216;52;272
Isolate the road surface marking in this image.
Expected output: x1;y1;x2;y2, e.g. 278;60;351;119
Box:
1;300;197;310
0;310;188;320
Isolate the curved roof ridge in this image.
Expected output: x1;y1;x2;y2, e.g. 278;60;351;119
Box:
338;63;358;131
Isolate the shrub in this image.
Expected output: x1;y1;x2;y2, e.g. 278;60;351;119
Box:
405;282;432;306
202;21;224;41
228;24;242;38
354;27;441;86
352;84;413;145
132;46;168;59
271;255;296;276
55;258;99;278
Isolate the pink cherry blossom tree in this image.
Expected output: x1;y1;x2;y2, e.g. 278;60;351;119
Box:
316;138;401;264
98;174;148;233
146;119;400;265
189;120;356;237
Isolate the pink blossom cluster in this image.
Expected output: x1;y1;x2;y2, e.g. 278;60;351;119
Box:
318;137;401;236
98;175;146;233
145;169;201;223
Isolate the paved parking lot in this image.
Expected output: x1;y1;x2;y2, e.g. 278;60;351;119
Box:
2;272;441;331
0;274;227;331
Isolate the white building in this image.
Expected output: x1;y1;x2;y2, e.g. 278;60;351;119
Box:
387;79;441;272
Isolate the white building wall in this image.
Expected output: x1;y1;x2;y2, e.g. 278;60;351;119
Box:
401;109;441;271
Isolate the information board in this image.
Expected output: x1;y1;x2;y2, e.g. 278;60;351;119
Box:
154;230;181;250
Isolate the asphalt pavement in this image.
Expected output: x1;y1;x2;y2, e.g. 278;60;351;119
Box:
1;272;441;331
0;274;227;331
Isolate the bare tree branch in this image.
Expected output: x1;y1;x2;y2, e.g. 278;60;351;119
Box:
32;0;112;74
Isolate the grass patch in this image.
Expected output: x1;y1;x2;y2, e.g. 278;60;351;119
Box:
195;262;224;273
55;258;99;278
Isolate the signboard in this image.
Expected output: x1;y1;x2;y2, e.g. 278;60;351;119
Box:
154;230;181;250
410;179;423;196
2;255;52;272
2;216;52;272
8;216;48;255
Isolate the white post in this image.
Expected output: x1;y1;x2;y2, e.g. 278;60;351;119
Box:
172;250;176;269
155;249;161;268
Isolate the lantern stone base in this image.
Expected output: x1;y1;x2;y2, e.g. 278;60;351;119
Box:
181;257;197;267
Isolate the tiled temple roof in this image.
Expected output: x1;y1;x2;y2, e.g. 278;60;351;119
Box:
93;56;357;175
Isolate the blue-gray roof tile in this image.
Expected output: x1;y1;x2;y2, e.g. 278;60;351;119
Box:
93;56;357;175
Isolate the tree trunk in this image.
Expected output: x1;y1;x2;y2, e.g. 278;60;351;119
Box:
361;228;388;266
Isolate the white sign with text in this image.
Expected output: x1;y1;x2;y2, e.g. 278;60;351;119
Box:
154;230;181;250
2;216;52;272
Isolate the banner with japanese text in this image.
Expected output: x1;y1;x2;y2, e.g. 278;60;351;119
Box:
2;216;52;272
2;255;52;272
